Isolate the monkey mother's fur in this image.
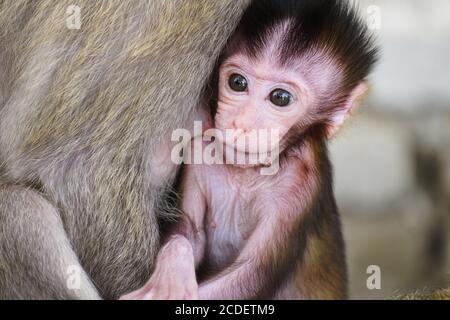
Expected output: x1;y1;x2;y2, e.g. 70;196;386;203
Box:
0;0;249;299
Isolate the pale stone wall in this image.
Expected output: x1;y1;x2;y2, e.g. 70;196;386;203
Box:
332;0;450;299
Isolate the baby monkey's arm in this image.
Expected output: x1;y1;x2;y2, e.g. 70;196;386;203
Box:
198;212;298;300
165;165;208;268
120;166;206;300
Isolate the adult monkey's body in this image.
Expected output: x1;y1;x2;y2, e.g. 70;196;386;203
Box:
0;0;250;299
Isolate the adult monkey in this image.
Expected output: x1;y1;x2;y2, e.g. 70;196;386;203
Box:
0;0;250;299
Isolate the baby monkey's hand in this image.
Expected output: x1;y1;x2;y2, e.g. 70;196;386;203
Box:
120;236;198;300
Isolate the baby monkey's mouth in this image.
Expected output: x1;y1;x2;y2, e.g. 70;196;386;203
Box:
211;129;279;152
220;141;276;168
202;128;280;168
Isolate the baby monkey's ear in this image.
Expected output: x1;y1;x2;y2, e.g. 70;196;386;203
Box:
326;82;369;139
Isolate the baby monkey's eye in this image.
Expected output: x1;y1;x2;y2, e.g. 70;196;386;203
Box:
270;89;292;107
228;73;248;92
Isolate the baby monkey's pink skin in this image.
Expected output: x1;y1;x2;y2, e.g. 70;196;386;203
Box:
120;51;367;300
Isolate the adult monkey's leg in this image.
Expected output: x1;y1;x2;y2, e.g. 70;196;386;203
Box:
0;185;99;299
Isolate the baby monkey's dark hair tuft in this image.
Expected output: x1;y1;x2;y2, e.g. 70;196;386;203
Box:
233;0;379;92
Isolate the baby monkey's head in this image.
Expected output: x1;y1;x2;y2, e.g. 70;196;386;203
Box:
212;0;378;161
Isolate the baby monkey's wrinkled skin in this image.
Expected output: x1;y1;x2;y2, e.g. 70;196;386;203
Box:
122;0;377;300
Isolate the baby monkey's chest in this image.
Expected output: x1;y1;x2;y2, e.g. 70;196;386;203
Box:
204;182;260;268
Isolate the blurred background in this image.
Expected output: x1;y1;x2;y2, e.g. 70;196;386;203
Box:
331;0;450;299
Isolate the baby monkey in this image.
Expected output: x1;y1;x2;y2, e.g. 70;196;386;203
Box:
122;0;377;300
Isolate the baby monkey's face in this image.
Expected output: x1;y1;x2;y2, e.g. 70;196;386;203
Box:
215;53;315;157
